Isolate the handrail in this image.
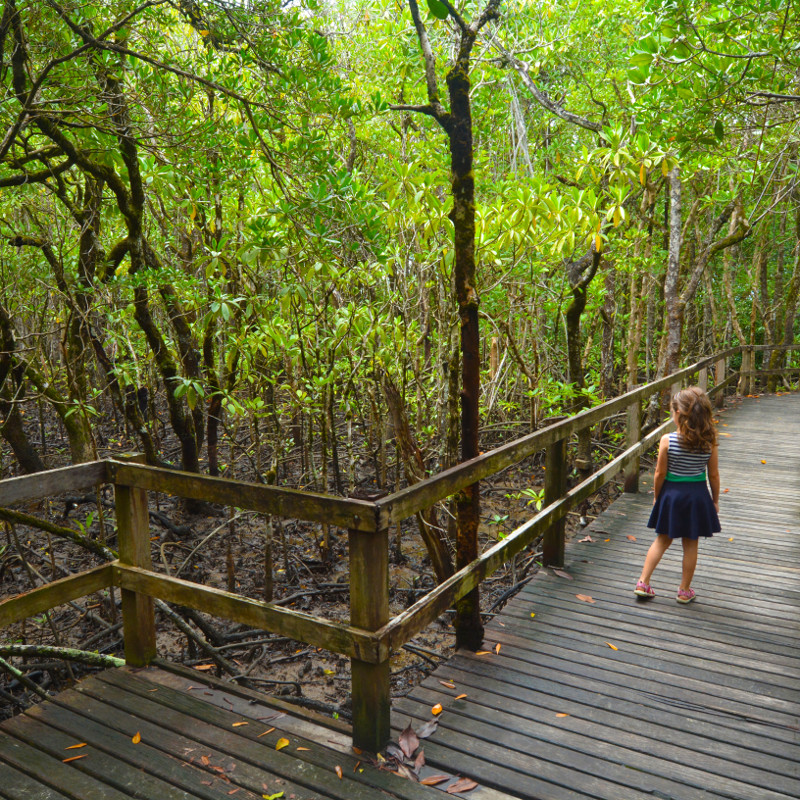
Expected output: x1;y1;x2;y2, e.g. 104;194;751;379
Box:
1;342;799;751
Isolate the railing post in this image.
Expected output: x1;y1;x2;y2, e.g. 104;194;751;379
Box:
349;525;390;752
543;437;566;567
698;366;708;392
623;399;641;493
715;357;725;409
115;457;156;666
737;346;751;395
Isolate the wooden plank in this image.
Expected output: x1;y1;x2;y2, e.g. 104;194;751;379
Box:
396;690;798;800
0;461;107;508
112;564;381;662
0;762;74;800
24;695;262;800
0;719;137;800
89;669;435;800
0;564;113;629
109;461;378;532
623;398;640;492
375;350;739;523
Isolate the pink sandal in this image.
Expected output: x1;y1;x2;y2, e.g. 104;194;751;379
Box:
634;580;655;598
676;588;696;604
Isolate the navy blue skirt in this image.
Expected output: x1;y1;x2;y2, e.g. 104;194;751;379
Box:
647;480;720;539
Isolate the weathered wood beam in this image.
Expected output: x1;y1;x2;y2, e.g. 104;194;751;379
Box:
112;564;381;663
0;461;108;507
108;462;379;532
0;564;113;629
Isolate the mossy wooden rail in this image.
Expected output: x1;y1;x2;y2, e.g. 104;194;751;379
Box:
1;343;798;752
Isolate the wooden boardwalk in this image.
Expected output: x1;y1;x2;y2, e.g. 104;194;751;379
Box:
393;392;800;799
1;393;798;800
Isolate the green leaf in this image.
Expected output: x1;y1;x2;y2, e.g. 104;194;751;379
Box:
714;120;724;141
629;52;653;68
426;0;449;20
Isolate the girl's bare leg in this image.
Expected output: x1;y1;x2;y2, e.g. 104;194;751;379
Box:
638;534;673;585
680;538;699;592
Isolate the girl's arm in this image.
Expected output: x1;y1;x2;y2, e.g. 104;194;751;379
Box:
707;444;720;512
653;434;669;503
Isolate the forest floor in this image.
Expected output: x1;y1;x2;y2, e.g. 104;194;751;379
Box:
0;408;635;724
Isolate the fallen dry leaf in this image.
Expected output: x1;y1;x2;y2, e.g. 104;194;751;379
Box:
722;488;729;493
232;722;248;728
447;777;479;794
201;755;211;766
431;703;443;716
728;537;734;542
575;594;595;603
194;664;214;671
604;538;611;542
421;775;450;786
530;612;535;618
760;459;766;464
64;743;87;750
455;694;467;700
495;643;501;654
417;719;439;738
414;749;426;771
605;642;619;651
475;651;491;655
297;747;310;751
131;731;141;744
335;766;343;779
275;738;290;751
626;535;636;541
555;713;569;718
257;727;275;738
578;535;594;543
552;569;573;580
62;754;88;763
352;746;363;755
399;723;419;759
439;681;456;689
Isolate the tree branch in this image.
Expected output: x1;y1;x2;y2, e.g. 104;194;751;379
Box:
493;41;602;132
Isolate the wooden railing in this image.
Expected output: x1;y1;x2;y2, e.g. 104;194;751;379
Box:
1;343;798;750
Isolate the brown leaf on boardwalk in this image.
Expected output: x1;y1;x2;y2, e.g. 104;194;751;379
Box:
722;488;729;493
455;694;467;700
626;535;636;541
475;650;491;655
576;594;595;603
555;713;569;718
296;747;310;751
232;722;248;727
257;727;275;737
393;763;418;781
414;749;426;771
431;703;443;716
421;775;450;786
495;643;501;654
552;569;573;580
335;765;343;779
64;743;87;750
399;724;419;758
352;746;363;755
579;535;594;543
131;731;141;744
275;738;290;751
417;719;439;738
447;778;479;793
194;664;214;670
439;681;456;689
605;642;619;651
201;755;211;766
760;459;766;464
62;754;88;763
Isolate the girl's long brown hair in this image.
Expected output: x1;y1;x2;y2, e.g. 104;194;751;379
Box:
671;386;717;452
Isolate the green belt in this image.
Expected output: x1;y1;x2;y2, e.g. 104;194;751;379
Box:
666;472;706;482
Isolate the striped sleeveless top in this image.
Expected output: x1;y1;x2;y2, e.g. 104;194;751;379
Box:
667;432;711;481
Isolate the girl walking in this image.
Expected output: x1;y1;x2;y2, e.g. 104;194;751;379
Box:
635;386;720;603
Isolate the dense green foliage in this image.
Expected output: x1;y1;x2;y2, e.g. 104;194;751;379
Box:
1;0;798;485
